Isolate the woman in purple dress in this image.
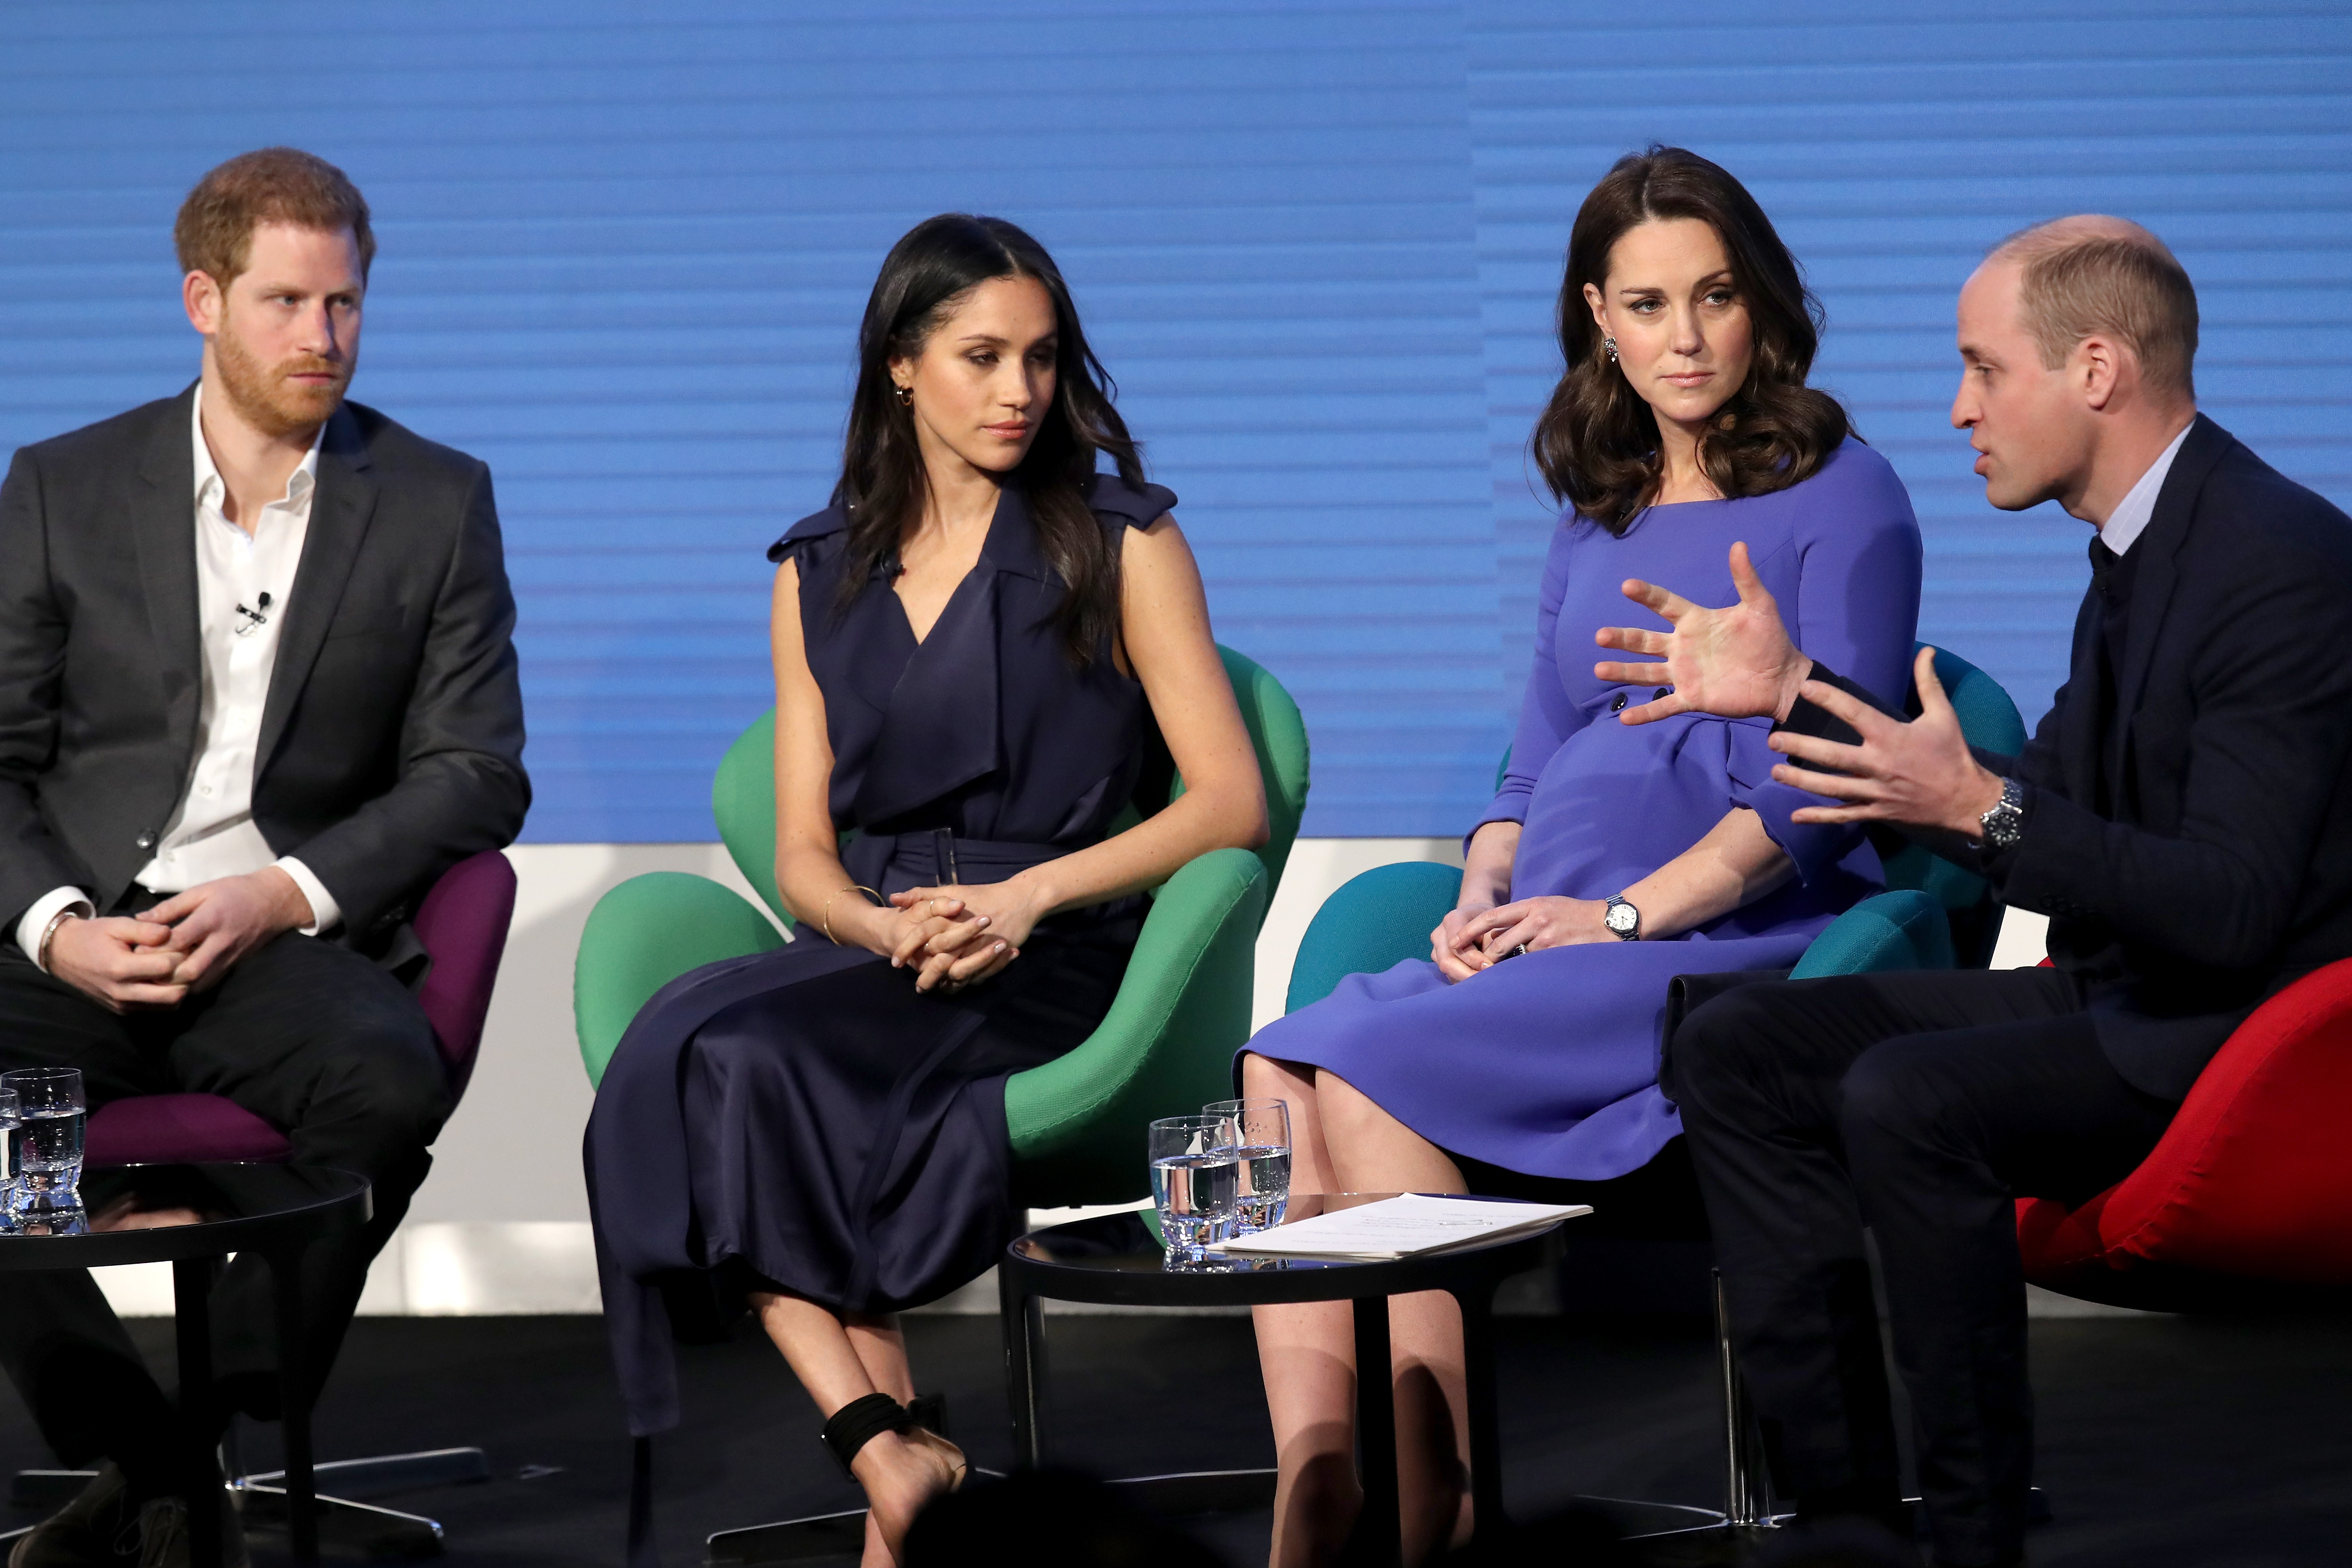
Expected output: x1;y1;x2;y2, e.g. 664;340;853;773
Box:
586;216;1267;1566
1243;148;1923;1563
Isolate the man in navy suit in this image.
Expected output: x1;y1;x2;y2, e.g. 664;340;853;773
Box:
1591;216;2352;1568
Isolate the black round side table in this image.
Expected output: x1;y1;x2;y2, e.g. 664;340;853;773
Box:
0;1162;370;1568
998;1193;1576;1565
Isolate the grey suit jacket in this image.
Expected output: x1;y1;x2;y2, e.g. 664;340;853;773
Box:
0;386;530;956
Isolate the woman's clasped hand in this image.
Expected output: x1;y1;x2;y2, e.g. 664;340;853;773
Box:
877;884;1040;993
1430;896;1619;981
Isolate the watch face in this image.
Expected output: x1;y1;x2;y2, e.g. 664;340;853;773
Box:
1605;901;1638;935
1981;781;2023;848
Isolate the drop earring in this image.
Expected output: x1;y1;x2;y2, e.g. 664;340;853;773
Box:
1603;335;1619;365
894;383;913;408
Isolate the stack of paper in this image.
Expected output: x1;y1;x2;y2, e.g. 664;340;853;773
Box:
1216;1193;1589;1261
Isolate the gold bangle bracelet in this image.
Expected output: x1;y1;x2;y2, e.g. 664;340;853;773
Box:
820;885;883;945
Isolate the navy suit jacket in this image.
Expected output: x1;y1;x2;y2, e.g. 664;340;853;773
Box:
1792;415;2352;1099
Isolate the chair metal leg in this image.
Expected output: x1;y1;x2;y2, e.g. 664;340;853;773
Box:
239;1448;490;1500
225;1421;486;1562
1569;1269;1783;1561
1713;1269;1776;1528
234;1485;448;1558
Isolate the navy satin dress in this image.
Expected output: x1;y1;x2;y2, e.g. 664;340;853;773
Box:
587;476;1174;1437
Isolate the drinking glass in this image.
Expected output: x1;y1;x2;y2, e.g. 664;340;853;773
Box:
3;1067;85;1218
1206;1097;1292;1236
1148;1114;1238;1258
0;1088;18;1226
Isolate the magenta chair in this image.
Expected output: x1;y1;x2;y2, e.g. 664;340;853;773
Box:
44;849;519;1557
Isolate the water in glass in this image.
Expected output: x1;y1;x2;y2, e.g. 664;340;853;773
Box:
0;1088;17;1223
3;1068;85;1217
1205;1097;1292;1235
1148;1114;1237;1256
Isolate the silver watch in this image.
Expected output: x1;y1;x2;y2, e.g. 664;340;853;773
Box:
1977;776;2025;851
1603;894;1642;941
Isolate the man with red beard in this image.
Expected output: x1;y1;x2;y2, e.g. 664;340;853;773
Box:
0;148;526;1565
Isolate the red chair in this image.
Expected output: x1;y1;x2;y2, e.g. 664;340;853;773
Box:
2017;955;2352;1310
65;849;520;1557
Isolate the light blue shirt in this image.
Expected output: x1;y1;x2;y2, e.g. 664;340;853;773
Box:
2100;419;2195;557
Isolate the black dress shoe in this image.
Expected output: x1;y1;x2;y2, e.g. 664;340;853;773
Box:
8;1463;132;1568
117;1492;248;1568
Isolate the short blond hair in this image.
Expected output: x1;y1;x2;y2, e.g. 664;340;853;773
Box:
173;147;374;287
1991;217;2197;399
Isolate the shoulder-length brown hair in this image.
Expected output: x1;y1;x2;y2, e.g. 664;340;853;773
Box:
837;214;1145;665
1531;146;1849;533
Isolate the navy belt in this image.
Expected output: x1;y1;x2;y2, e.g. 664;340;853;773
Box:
843;828;1066;896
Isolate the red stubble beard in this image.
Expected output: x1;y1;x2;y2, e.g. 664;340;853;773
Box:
213;317;354;439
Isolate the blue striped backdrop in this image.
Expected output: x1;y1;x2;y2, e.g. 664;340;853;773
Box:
1;2;2343;840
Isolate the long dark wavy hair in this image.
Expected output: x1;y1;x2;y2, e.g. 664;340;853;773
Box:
1531;146;1850;533
836;214;1145;665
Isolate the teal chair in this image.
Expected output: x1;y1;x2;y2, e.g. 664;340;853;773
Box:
1287;645;2025;1013
1279;644;2027;1542
573;644;1310;1211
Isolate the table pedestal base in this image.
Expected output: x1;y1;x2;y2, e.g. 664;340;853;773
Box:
703;1469;1271;1567
1002;1273;1513;1566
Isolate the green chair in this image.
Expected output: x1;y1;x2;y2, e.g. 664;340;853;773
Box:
573;644;1310;1212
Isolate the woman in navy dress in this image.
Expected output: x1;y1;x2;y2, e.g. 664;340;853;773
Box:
1243;149;1923;1563
586;215;1267;1565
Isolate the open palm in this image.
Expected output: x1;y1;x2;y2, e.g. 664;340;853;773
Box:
1591;541;1811;725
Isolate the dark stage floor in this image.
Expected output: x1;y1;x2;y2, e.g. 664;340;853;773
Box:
5;1307;2351;1566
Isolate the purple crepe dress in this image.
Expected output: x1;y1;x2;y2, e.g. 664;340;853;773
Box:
1247;439;1922;1181
586;476;1173;1438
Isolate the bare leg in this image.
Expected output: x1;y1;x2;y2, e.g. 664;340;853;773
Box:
843;1313;918;1566
1318;1071;1476;1563
1247;1053;1362;1568
750;1291;962;1567
846;1313;916;1402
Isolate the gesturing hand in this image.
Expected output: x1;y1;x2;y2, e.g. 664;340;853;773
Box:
45;915;186;1014
1592;541;1813;725
1770;646;2006;835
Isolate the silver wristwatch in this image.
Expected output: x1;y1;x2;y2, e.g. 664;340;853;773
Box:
1603;894;1642;941
1977;776;2026;851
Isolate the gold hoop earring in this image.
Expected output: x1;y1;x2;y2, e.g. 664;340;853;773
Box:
1603;336;1619;366
894;383;913;408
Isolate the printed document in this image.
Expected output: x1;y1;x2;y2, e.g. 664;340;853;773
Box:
1216;1193;1588;1261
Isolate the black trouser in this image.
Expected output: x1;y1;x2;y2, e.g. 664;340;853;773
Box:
0;929;448;1492
1663;967;2177;1568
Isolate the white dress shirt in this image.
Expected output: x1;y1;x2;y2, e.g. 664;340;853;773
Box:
15;390;340;968
2098;419;2194;558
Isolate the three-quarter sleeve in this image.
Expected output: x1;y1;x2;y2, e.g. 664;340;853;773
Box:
1468;521;1594;849
1723;449;1923;884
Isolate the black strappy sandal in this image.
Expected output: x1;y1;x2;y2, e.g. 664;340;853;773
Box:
820;1393;968;1490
